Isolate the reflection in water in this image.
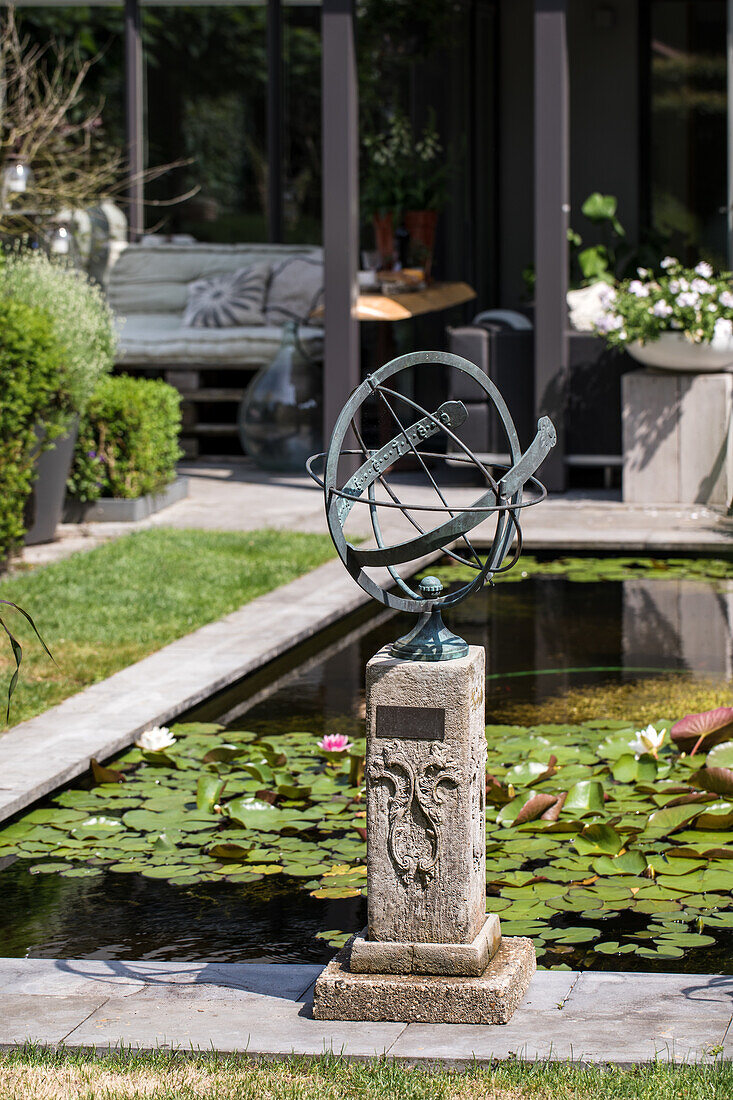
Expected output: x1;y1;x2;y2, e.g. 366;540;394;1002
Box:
207;576;733;738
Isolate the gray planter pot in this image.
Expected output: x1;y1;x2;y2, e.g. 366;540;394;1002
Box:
62;476;188;523
23;419;79;546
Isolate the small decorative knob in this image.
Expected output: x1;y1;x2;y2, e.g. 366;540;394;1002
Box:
418;576;443;600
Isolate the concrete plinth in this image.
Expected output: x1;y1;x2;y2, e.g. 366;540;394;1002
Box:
350;914;501;977
365;646;487;946
622;369;733;505
312;935;536;1025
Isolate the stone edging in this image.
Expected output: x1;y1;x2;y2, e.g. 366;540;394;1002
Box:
0;553;438;824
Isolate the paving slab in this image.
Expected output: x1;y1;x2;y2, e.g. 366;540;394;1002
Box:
21;463;733;571
389;970;733;1065
0;959;319;1002
1;960;729;1064
0;994;109;1048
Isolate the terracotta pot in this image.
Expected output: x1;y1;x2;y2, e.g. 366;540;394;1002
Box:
404;209;438;279
372;212;394;270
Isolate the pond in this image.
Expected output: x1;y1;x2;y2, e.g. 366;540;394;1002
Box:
1;559;732;973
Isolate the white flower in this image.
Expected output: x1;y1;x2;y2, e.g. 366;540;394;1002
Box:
719;290;733;309
691;278;712;295
629;725;666;758
598;285;617;308
677;291;699;309
135;726;176;752
595;313;624;334
661;256;678;269
629;280;649;298
637;267;650;278
651;300;673;318
715;317;733;339
695;261;713;278
708;303;718;312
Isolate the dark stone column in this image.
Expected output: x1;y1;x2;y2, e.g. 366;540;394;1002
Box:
267;0;283;243
124;0;144;242
322;0;360;444
534;0;569;491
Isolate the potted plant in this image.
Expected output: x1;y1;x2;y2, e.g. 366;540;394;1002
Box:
401;113;446;280
593;257;733;371
362;110;447;275
2;251;116;542
362;113;408;269
66;375;183;518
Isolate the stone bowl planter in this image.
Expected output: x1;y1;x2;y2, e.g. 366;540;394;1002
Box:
627;330;733;372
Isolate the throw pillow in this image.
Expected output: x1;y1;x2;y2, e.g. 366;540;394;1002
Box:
264;256;324;325
182;263;270;328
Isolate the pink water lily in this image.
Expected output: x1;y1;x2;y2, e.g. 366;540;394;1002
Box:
319;733;351;753
671;707;733;755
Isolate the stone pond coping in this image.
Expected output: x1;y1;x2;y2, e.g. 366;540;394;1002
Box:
0;553;439;825
0;959;730;1065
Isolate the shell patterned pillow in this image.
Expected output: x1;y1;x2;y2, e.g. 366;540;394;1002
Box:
182;263;270;328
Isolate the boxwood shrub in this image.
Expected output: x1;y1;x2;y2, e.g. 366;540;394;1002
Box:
0;299;70;560
69;376;182;501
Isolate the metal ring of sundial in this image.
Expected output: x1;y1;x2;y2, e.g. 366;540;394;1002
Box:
307;350;556;621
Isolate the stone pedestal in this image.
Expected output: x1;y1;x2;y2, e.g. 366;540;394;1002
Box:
622;369;733;505
312;645;535;1024
365;646;487;946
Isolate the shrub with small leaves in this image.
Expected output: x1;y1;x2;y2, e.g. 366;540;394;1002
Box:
2;251;116;417
0;299;70;560
69;375;182;501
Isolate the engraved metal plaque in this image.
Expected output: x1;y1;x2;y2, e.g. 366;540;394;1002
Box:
375;704;445;741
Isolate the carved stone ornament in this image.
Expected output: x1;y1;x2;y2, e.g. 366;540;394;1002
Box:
367;740;460;886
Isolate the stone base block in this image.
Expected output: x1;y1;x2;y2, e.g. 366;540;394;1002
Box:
312;936;535;1025
622;369;733;505
350;915;501;977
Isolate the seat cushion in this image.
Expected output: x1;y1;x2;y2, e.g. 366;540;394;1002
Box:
108;243;323;315
265;255;324;325
182;264;270;328
116;313;324;367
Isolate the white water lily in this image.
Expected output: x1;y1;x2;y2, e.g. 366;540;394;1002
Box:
629;724;666;758
135;726;176;752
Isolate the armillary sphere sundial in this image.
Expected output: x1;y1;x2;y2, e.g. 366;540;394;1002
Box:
307;350;556;659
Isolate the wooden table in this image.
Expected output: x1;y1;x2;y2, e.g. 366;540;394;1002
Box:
353;280;476;322
312;281;476;323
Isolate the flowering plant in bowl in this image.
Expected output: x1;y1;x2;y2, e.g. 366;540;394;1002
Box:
594;258;733;371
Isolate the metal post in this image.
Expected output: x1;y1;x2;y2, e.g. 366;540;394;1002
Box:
534;0;569;492
267;0;284;242
727;0;733;264
124;0;144;242
322;0;360;443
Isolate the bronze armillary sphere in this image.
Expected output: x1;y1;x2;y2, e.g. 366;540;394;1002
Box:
307;351;556;660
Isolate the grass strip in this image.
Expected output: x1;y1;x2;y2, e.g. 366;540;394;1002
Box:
0;528;334;729
0;1047;731;1100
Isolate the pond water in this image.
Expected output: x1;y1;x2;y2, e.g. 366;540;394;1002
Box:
2;569;732;971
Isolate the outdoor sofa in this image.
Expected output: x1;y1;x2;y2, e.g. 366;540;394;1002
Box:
108;241;324;455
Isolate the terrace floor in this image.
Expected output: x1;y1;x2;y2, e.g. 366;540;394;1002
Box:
22;460;733;569
0;958;730;1065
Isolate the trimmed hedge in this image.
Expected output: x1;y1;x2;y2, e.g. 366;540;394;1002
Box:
69;376;183;502
0;299;70;559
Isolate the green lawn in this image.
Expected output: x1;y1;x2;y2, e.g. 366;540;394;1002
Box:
0;1049;731;1100
0;528;334;729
